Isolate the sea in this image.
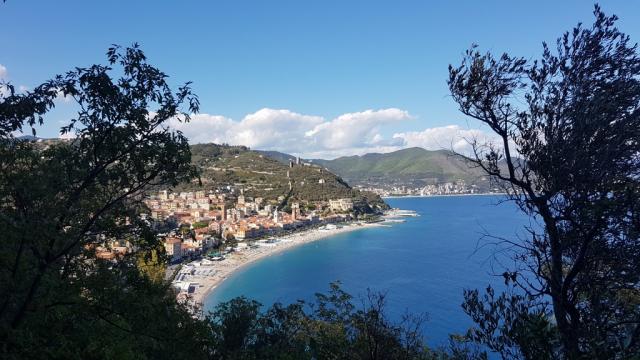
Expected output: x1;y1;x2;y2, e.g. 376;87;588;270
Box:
204;195;529;347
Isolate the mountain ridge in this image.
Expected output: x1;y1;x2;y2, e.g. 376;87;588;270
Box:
258;147;491;189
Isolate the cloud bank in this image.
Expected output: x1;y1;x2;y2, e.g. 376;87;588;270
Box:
167;108;500;159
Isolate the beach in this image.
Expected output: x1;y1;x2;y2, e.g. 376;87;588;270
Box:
200;195;522;344
176;222;384;310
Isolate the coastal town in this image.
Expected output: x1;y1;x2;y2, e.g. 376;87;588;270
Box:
356;180;503;197
87;145;484;309
97;184;389;307
146;187;356;263
103;183;417;307
86;144;399;308
81;135;497;311
91;174;475;308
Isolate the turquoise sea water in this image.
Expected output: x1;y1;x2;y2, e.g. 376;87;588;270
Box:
204;195;528;346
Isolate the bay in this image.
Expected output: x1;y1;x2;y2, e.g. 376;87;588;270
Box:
204;195;529;346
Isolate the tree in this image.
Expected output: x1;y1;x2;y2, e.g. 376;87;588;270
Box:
206;282;456;360
448;6;640;358
0;45;212;358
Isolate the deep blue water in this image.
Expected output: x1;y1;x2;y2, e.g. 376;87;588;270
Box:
204;195;528;346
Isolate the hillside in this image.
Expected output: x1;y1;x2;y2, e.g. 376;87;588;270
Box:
256;150;297;165
185;144;388;214
261;147;492;189
312;147;490;187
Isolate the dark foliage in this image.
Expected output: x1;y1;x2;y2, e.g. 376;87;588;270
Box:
449;6;640;359
0;45;206;359
205;282;467;360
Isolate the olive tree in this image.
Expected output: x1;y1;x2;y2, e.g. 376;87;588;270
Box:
449;6;640;359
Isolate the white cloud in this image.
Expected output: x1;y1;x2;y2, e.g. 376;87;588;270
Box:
168;108;501;159
59;131;76;140
168;108;324;151
304;108;411;150
55;89;72;103
393;125;500;155
0;65;8;97
232;108;324;150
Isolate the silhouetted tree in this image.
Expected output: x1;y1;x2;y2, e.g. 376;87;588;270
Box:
0;45;209;359
449;5;640;359
206;282;460;360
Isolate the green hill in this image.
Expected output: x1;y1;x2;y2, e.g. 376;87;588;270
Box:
255;150;297;165
311;147;490;187
29;140;388;212
260;147;493;189
184;144;388;214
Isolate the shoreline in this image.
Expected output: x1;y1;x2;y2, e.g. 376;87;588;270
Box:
382;193;506;199
183;222;384;310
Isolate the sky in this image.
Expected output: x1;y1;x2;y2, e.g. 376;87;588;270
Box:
2;1;640;159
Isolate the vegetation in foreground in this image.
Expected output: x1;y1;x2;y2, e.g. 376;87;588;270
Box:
204;282;478;360
449;5;640;359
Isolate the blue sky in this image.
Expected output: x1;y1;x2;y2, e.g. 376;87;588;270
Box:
2;1;639;158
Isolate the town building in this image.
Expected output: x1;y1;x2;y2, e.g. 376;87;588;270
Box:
329;198;354;212
164;237;182;262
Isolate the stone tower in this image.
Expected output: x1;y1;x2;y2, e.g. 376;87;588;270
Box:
291;202;301;220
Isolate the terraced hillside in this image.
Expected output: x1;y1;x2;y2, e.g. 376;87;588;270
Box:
184;144;388;214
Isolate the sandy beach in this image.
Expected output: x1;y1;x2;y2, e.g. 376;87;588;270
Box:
175;222;384;310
